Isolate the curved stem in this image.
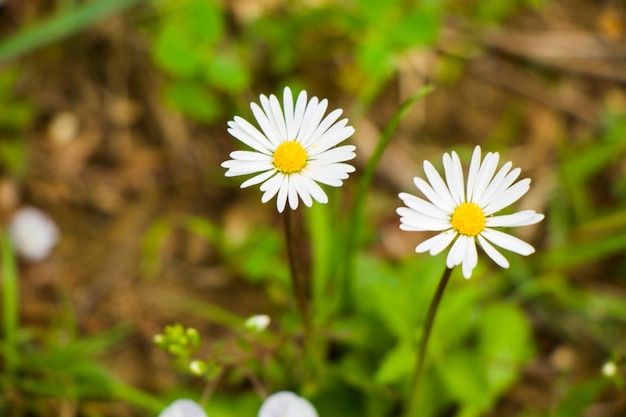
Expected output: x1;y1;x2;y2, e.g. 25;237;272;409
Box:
408;267;453;417
282;209;311;336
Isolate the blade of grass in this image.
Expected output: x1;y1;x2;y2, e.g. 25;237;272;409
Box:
1;230;18;377
341;85;435;305
0;0;145;64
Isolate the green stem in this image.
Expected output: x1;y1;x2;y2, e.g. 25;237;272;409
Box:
1;230;18;378
408;266;453;417
342;85;436;299
282;209;311;337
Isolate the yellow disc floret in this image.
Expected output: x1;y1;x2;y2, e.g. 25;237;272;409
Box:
451;202;486;236
273;141;307;174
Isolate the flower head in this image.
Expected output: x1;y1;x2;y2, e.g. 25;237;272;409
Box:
222;87;356;212
397;146;544;278
258;391;318;417
9;206;60;261
245;314;271;332
158;399;208;417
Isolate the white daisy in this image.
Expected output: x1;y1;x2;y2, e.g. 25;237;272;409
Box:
222;87;356;212
258;391;318;417
397;146;544;279
9;206;60;262
158;399;208;417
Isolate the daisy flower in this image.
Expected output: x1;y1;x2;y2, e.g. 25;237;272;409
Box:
158;399;208;417
222;87;356;212
258;391;318;417
397;146;544;278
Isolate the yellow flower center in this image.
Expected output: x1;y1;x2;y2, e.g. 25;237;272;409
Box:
451;202;486;236
273;141;307;174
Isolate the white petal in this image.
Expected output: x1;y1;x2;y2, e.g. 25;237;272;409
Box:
398;192;450;220
260;173;284;203
267;93;288;141
486;210;544;228
296;96;322;146
299;98;329;148
413;176;455;213
474;161;512;207
240;169;276;188
481;228;535;255
227;118;273;154
477;235;509;268
414;230;457;255
283;87;295;139
276;175;289;212
228;150;272;162
482;178;531;215
306;108;343;147
251;99;280;147
292;175;313;207
306;164;354;186
290;90;308;140
465;146;482;201
470;151;499;203
310;146;356;164
461;238;478;278
443;151;465;205
446;235;470;268
288;177;299;210
312;121;355;154
223;161;274;176
299;175;328;204
397;208;452;231
423;160;457;210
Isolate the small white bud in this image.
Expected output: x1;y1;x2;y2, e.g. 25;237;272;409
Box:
259;391;318;417
189;360;206;376
9;206;59;261
158;399;207;417
602;361;617;377
245;314;270;332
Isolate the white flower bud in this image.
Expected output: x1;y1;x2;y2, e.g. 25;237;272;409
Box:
602;361;617;377
258;391;318;417
245;314;270;332
9;206;59;261
158;399;207;417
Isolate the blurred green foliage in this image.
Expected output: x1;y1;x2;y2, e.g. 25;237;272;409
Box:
2;0;626;416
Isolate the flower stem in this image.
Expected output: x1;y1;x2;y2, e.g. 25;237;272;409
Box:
282;209;311;337
408;266;453;417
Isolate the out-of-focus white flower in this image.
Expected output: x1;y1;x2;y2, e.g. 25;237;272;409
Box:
397;146;544;278
9;206;60;261
602;361;617;377
245;314;271;332
222;87;356;212
158;399;208;417
258;391;318;417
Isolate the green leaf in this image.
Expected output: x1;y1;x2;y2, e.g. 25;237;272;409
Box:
478;302;534;396
553;378;608;417
184;0;224;46
152;25;199;77
164;80;221;122
435;350;490;410
203;52;250;93
375;340;415;385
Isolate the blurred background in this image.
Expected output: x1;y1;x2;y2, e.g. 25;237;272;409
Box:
0;0;626;416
